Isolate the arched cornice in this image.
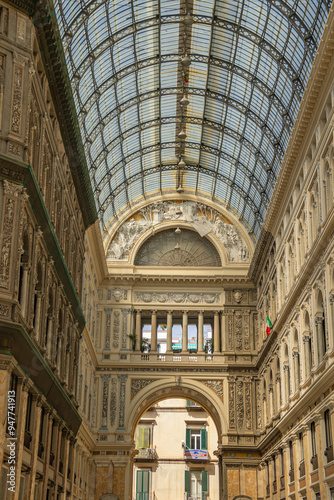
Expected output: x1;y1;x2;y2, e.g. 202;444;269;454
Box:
127;377;225;443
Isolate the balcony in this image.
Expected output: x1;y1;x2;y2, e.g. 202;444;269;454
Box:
183;449;208;461
325;445;333;463
299;460;305;477
289;468;294;483
135;448;158;461
310;455;318;471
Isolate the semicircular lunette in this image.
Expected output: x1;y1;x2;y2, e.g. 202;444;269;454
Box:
134;228;221;267
106;200;250;263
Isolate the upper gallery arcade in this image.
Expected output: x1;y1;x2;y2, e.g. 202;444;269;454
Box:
0;1;334;500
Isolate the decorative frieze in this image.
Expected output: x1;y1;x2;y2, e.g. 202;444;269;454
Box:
245;380;252;430
201;380;224;401
235;313;242;351
112;310;120;349
121;309;130;349
117;375;127;429
135;291;220;304
228;314;233;350
104;308;112;350
131;379;155;400
107;288;128;302
11;63;24;135
110;378;117;427
236;379;244;430
228;378;236;429
100;375;110;430
256;380;262;429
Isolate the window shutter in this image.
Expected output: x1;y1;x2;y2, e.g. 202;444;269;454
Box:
201;429;207;450
143;427;150;448
136;470;143;494
186;428;191;449
142;470;149;493
185;470;190;493
201;470;208;492
137;428;144;449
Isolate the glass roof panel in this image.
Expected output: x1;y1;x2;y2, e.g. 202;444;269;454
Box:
55;0;330;237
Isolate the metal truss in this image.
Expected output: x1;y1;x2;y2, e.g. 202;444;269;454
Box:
98;162;265;224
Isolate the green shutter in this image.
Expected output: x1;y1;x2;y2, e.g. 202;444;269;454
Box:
201;470;208;492
136;470;150;499
185;470;190;493
201;429;207;450
186;428;191;449
143;428;150;448
142;470;149;493
186;399;191;407
137;428;144;449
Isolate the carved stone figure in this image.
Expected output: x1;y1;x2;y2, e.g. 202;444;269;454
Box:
106;201;250;263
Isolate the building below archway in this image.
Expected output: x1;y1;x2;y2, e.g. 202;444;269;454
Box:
0;1;334;500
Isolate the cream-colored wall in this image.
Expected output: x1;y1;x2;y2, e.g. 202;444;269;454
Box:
133;398;219;500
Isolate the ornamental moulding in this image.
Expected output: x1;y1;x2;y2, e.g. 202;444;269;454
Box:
135;292;220;304
106;200;250;263
200;380;224;401
131;379;156;400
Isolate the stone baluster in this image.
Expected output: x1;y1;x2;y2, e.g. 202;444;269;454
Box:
182;310;188;352
151;310;157;352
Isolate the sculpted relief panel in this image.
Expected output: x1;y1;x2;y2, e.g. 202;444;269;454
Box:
106;201;250;263
135;292;220;304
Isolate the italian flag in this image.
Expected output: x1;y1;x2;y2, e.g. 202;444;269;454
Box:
266;315;272;336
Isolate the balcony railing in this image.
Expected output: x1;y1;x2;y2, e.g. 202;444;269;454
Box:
289;468;294;483
325;445;333;463
310;455;318;471
299;460;305;477
136;448;158;460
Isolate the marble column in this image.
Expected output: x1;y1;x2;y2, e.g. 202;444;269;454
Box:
214;312;220;353
151;310;157;352
135;310;141;352
27;396;43;500
167;310;173;352
182;310;188;352
198;311;204;352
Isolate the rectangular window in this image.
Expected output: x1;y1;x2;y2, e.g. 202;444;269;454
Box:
136;470;150;500
311;421;317;456
186;428;207;450
299;433;304;460
137;427;151;449
187;323;197;350
325;409;333;448
289;441;294;470
185;470;208;499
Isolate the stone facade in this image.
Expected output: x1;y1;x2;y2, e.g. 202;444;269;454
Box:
0;2;333;500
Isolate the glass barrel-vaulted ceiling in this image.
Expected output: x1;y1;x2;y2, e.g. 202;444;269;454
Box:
54;0;330;237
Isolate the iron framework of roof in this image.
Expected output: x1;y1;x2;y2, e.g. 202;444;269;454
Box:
54;0;331;238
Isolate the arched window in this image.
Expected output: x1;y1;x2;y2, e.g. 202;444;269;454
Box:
303;311;313;378
18;231;30;318
292;329;300;391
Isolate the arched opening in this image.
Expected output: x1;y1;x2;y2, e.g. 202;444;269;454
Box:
128;382;225;500
132;397;219;500
283;344;290;403
33;261;43;339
